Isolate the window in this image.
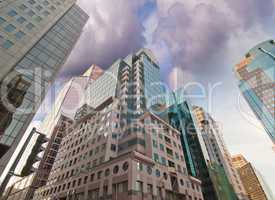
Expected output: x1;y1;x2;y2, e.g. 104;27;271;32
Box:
26;23;34;30
0;17;6;24
161;157;166;166
111;144;116;151
36;5;43;11
154;153;159;162
159;143;164;151
152;140;158;148
135;181;143;192
28;0;36;5
90;174;94;182
43;10;50;16
97;171;102;179
155;169;161;177
43;0;49;6
113;165;119;174
137;162;143;171
118;181;128;193
103;185;108;196
35;16;42;22
84;176;88;184
122;162;129;171
78;178;82;185
7;10;17;17
147;184;153;194
4;24;16;32
147;166;152;175
2;40;14;49
15;31;25;40
50;6;56;11
168;160;175;168
159;133;163;139
19;4;28;11
175;152;179;160
105;168;110;177
166;147;173;157
164;136;171;144
27;10;35;17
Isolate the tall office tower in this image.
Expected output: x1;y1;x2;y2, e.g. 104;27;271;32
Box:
235;40;275;147
232;155;269;200
193;106;247;199
156;94;219;200
33;49;204;200
83;64;104;81
0;0;88;185
40;65;103;138
4;115;73;200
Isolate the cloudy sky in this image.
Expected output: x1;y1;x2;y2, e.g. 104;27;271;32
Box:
29;0;275;192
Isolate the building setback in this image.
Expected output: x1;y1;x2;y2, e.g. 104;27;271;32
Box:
234;40;275;147
156;95;219;200
0;0;88;187
232;155;269;200
33;49;204;200
192;106;247;200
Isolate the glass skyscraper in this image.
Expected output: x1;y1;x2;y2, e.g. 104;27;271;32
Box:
33;49;204;200
235;40;275;145
0;0;88;188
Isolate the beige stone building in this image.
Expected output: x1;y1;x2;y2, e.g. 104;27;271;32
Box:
232;155;268;200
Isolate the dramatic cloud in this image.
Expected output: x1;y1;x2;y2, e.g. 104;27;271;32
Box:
149;0;275;85
154;2;232;75
59;0;146;78
225;0;275;29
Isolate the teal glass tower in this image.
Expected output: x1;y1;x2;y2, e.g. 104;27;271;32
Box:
235;40;275;145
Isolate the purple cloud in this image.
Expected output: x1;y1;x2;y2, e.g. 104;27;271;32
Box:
150;0;275;84
153;2;233;77
58;0;146;78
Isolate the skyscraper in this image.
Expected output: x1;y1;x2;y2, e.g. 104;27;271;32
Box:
193;106;247;199
40;65;102;138
232;154;269;200
0;0;88;185
156;92;223;200
235;40;275;146
33;49;204;200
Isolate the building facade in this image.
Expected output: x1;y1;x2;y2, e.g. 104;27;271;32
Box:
2;64;101;199
33;49;204;200
235;40;275;146
40;65;102;138
3;115;73;200
156;95;219;200
192;106;247;199
0;0;88;186
232;155;268;200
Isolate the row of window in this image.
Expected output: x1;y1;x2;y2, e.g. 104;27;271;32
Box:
0;35;14;49
42;162;129;197
40;180;128;199
136;161;196;192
